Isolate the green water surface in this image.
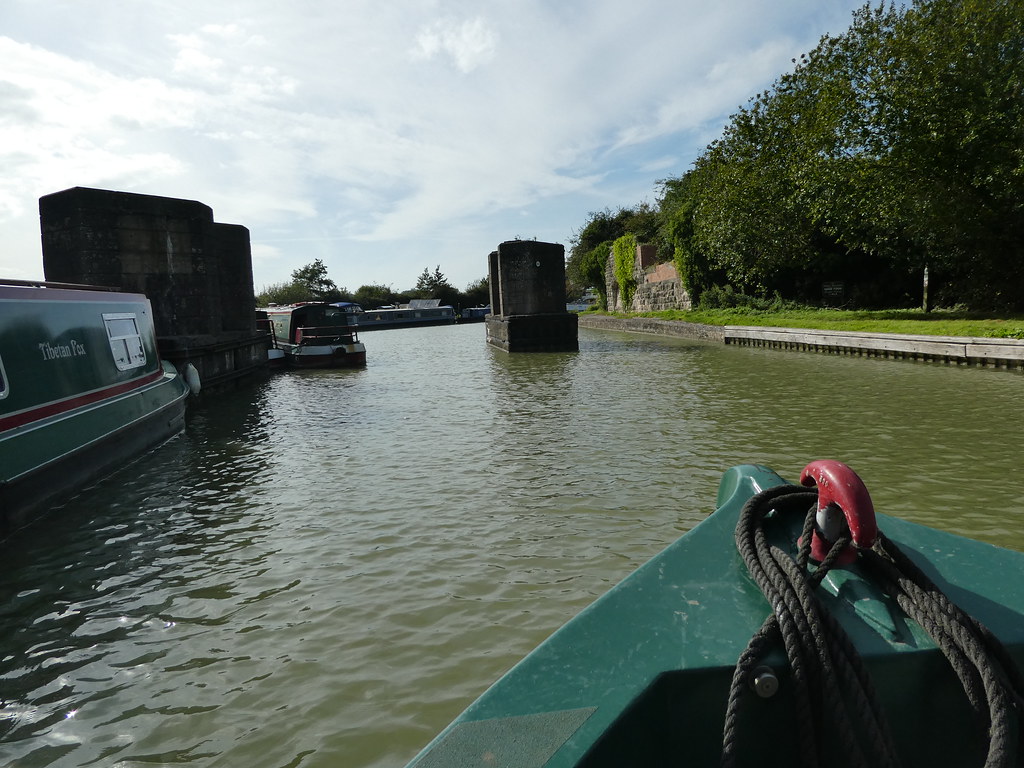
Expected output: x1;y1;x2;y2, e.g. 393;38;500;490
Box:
1;324;1021;767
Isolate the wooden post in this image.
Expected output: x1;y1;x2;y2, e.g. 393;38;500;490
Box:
922;265;930;313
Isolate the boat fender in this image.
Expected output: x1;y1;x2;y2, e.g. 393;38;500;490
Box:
183;363;202;395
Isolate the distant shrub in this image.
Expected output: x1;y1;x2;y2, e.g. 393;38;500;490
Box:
696;285;798;312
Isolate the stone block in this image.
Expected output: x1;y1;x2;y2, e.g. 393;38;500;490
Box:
493;240;566;316
39;186;266;392
485;313;578;353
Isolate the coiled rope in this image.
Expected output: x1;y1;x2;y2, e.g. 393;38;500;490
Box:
721;483;1024;768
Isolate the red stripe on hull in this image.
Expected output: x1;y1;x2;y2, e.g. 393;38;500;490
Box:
0;369;166;432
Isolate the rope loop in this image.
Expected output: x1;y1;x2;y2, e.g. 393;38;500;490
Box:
721;482;1024;768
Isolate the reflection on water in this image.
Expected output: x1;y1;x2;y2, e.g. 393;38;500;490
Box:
1;323;1023;767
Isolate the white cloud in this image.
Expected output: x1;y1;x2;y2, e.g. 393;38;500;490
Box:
412;17;498;73
167;27;296;100
171;42;223;78
0;0;867;289
0;37;197;240
610;38;802;152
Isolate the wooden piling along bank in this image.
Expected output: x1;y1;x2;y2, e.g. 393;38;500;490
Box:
576;316;1024;370
724;326;1024;369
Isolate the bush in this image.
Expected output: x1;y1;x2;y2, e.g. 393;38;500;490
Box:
697;285;800;312
612;234;638;307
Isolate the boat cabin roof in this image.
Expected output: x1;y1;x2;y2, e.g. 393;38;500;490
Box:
0;278;121;292
329;302;362;313
260;302;360;332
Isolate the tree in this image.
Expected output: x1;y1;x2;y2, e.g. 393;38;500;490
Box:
660;173;722;304
569;0;1024;310
698;0;1024;308
414;265;452;293
413;265;460;308
569;205;662;266
461;276;490;307
291;259;344;300
570;209;622;262
567;205;664;307
564;241;612;308
256;281;316;307
354;284;397;308
583;243;612;308
848;0;1024;307
255;259;351;305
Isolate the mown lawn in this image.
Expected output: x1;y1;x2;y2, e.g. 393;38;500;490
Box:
592;308;1024;339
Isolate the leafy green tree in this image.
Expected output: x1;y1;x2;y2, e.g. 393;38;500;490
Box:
570;0;1024;311
568;205;661;270
354;284;397;308
567;205;664;307
660;173;724;304
291;259;347;301
845;0;1024;308
569;209;622;263
256;281;315;306
414;265;449;293
461;276;490;307
582;242;612;309
256;259;351;305
698;0;1024;308
684;49;838;298
567;211;616;300
412;265;460;308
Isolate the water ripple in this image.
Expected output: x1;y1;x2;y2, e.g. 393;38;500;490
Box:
2;325;1023;767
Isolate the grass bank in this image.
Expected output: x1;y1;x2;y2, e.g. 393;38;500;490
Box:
588;308;1024;339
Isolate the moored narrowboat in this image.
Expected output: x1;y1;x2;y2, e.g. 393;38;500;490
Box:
0;279;192;538
459;305;490;323
357;300;456;330
260;302;366;368
255;310;286;369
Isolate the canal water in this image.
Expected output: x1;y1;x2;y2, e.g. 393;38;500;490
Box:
2;323;1023;767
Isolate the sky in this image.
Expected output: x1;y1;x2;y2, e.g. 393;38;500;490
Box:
0;0;868;295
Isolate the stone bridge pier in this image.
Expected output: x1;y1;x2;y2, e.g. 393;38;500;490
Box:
39;186;269;393
485;239;578;353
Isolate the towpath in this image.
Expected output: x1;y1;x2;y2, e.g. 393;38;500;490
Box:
577;315;1024;370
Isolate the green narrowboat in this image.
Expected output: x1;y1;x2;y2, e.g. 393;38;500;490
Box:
405;461;1024;767
0;279;191;538
260;302;366;368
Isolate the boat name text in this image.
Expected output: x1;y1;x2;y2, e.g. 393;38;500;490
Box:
39;339;87;361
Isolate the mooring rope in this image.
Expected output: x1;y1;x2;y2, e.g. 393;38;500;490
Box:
721;484;1024;768
859;534;1024;768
